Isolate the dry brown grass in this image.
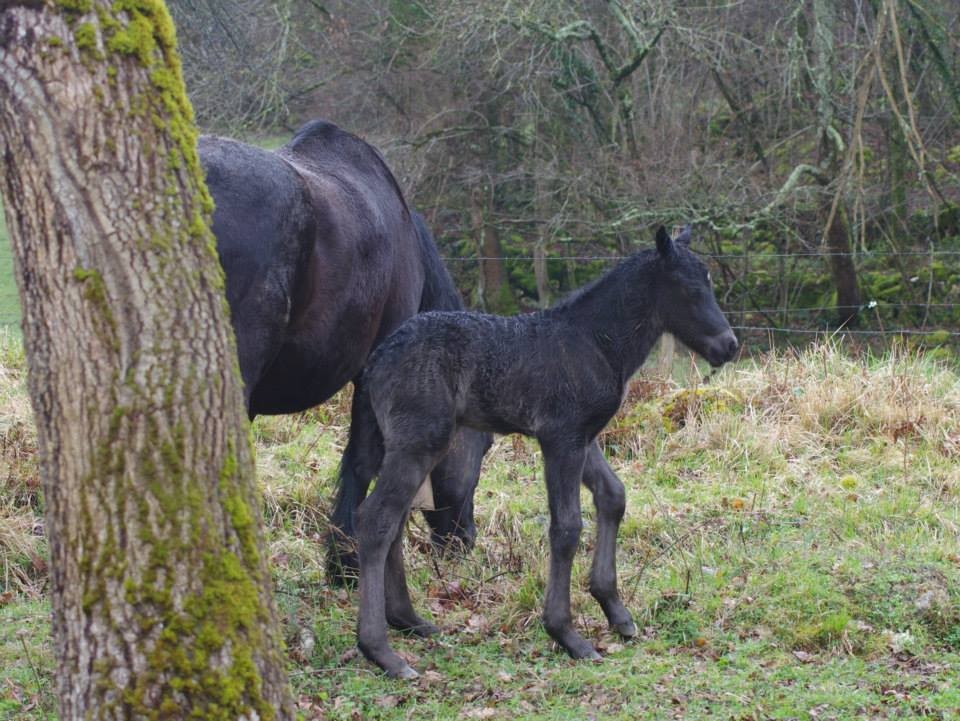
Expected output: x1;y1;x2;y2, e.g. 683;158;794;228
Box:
0;334;44;597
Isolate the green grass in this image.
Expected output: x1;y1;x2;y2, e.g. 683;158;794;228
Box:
2;337;959;719
0;203;20;334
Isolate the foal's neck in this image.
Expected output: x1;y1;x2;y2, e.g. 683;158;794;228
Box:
550;253;664;383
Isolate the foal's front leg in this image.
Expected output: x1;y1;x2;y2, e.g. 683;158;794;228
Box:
582;441;636;637
539;440;601;661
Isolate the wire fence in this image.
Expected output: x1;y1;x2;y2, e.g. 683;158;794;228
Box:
2;247;958;351
441;246;960;352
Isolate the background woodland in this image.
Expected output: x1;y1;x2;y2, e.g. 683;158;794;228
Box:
167;0;960;348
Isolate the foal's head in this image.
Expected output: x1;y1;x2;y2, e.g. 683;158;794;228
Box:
654;226;738;367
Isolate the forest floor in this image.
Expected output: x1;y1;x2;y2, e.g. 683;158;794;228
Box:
1;335;959;720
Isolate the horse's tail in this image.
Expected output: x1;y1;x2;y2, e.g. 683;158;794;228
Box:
412;211;466;313
326;377;385;585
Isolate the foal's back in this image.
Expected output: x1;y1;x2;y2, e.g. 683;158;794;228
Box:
366;309;621;440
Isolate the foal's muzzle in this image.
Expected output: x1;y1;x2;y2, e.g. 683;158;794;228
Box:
704;330;739;367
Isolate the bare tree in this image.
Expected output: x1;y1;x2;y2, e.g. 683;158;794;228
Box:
0;2;294;718
168;0;960;331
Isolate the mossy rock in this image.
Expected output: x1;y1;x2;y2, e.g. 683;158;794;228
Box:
661;387;742;432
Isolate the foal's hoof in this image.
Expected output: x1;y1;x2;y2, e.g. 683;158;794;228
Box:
358;643;420;680
564;640;602;661
389;664;420;681
613;620;638;638
577;649;603;662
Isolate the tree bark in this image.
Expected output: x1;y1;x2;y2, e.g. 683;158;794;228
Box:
824;212;861;327
470;185;509;312
0;4;294;719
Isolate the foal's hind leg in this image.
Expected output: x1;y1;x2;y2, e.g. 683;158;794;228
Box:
582;441;636;638
356;449;443;679
539;439;600;661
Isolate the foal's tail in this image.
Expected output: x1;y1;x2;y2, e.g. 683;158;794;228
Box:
326;377;385;586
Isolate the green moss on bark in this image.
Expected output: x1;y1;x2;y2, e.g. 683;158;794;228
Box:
73;22;100;57
73;267;119;349
117;441;276;720
105;12;156;64
56;0;94;12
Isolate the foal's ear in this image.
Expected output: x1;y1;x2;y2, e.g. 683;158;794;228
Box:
655;225;674;259
675;225;692;246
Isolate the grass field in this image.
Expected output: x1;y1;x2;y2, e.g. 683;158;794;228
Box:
1;335;958;720
0;204;19;334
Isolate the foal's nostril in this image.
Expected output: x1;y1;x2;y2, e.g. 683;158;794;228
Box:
726;334;739;357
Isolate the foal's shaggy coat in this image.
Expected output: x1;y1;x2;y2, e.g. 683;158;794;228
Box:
355;226;738;678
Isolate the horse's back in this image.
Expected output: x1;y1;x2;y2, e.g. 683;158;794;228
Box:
200;135;316;411
202;121;425;416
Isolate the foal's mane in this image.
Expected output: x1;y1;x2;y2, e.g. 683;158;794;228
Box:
547;249;657;315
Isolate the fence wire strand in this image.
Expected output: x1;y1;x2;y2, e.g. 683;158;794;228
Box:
1;250;958;342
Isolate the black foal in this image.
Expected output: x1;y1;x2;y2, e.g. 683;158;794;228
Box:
354;225;738;678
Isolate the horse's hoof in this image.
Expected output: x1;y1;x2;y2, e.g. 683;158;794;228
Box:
387;616;440;637
613;620;637;638
431;531;476;558
325;555;359;588
411;621;440;638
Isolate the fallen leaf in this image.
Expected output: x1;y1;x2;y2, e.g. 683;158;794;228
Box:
376;695;400;709
460;708;497;720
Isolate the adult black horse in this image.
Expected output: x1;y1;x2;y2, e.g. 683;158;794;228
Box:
198;120;491;582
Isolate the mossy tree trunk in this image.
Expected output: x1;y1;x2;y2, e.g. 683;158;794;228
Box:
0;3;294;719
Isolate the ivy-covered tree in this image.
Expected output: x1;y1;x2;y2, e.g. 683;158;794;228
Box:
0;2;294;718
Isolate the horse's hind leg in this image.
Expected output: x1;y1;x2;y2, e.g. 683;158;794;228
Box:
582;441;636;638
539;439;600;661
422;426;489;554
327;379;383;584
355;448;442;679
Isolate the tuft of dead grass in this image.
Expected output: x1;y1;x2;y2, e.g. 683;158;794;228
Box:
0;334;44;597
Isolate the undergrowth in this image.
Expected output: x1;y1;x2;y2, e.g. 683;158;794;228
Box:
1;335;959;719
